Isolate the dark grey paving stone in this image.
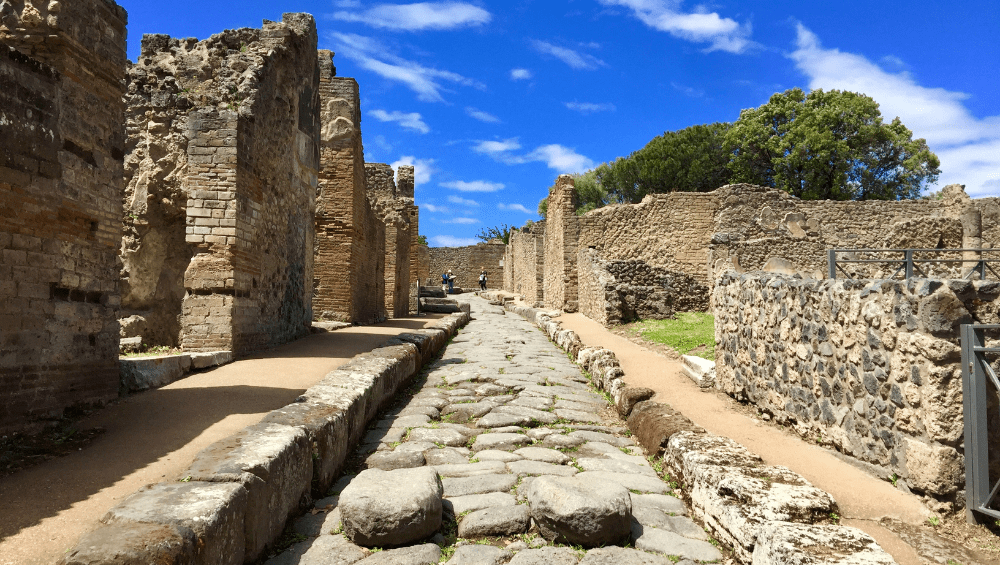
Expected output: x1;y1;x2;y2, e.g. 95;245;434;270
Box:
442;473;519;497
553;409;604;424
434;461;507;478
574;471;671;494
578;546;674;565
630;493;687;516
513;447;571;465
470;433;530;452
576;457;656;476
567;431;633;448
457;505;530;537
263;534;367;565
407;427;469;447
508;460;577;477
473;450;522;463
356;543;441;565
364;450;426;471
630;512;706;540
631;523;722;562
444;492;517;515
506;546;580;565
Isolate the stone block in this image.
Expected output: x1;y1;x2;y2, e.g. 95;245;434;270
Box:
527;475;632;547
119;354;193;393
60;522;197;565
752;522;896;564
902;437;962;495
339;467;443;547
260;400;351;497
681;355;715;389
627;401;704;457
189;350;233;369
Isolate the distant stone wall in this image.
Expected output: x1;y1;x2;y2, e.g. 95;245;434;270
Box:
714;272;1000;504
578;249;709;326
428;243;505;291
313;57;384;324
504;223;545;307
121;14;320;355
0;0;128;433
366;163;412;317
543;175;579;311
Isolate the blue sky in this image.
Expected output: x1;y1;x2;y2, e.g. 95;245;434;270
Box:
121;1;999;247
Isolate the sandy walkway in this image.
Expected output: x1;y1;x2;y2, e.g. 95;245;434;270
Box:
0;315;442;565
557;312;931;565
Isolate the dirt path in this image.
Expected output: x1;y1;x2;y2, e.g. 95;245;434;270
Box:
0;316;442;565
557;312;931;565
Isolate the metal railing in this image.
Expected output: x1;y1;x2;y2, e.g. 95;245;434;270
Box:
961;323;1000;523
828;249;1000;280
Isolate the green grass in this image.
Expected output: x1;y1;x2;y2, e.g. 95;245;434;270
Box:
629;312;715;360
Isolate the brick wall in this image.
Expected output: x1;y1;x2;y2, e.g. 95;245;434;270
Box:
543;175;579;311
312;55;384;324
122;14;320;355
0;0;128;433
428;244;506;291
366;163;412;318
504;222;545;307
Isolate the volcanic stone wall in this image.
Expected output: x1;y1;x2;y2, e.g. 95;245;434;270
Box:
504;223;545;307
0;0;128;433
312;53;384;324
121;14;320;355
714;272;1000;502
428;243;505;291
366;163;412;318
543;175;579;311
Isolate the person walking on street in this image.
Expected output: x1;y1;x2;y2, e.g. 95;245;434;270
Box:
446;270;455;293
479;267;488;291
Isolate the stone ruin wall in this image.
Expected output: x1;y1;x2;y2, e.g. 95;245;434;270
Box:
428;243;505;292
400;167;423;313
120;14;320;355
542;175;579;311
504;222;545;307
366;163;412;318
713;272;1000;507
578;248;709;327
0;0;128;433
312;56;384;324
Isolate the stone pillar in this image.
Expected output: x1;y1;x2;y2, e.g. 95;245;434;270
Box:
543;175;579;312
961;207;983;277
367;163;412;318
0;0;128;433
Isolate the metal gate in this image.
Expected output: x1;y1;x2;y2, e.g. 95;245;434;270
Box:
961;323;1000;523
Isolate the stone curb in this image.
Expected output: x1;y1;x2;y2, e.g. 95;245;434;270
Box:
119;350;233;395
502;302;897;565
61;312;471;565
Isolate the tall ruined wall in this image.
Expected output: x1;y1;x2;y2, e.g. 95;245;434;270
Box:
0;0;128;433
122;14;320;355
366;163;411;318
543;175;579;311
428;243;505;291
312;56;383;324
505;223;545;307
714;273;1000;505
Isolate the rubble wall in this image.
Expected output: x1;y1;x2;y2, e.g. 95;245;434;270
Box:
313;58;383;324
366;163;411;317
543;175;579;311
0;0;128;433
504;223;545;307
713;272;1000;502
122;14;320;355
428;243;505;291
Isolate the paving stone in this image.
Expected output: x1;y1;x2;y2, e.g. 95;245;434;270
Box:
397;406;441;419
553;391;607;405
630;523;722;563
568;431;633;448
471;433;530;452
487;425;527;434
376;415;431;429
506;546;581;565
424;447;473;466
443;402;494;421
525;427;558;440
576;442;648;466
492;378;530;390
575;471;672;494
569;425;630;436
554;409;604;424
630;493;687;517
365;427;407;445
408;396;451;410
364;450;426;471
476;412;536;428
395;441;438;453
446;395;479;404
339;467;443;547
263;534;367;565
527;475;632;547
513;446;571;465
576;457;657;476
445;492;517;515
483;394;517;405
290;505;342;538
578;546;674;565
508;460;578;477
474;383;510;396
443;373;479;386
356;543;441;565
445;544;505;565
493;405;561;425
442;474;520;497
474;450;523;462
507;396;554;410
554;399;603;412
631;510;706;540
407;427;470;447
458;506;530;537
435;461;508;478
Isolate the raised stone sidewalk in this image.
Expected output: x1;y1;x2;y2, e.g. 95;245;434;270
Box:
267;295;721;565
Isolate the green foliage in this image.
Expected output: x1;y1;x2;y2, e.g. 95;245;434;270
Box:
537;197;548;218
628;313;715;360
572;168;615;215
475;224;513;244
416;234;428;246
725;88;940;200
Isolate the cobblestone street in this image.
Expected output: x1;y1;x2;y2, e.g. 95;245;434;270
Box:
268;295;722;564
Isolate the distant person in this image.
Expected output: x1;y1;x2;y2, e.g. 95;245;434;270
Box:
446;270;455;293
479;267;488;291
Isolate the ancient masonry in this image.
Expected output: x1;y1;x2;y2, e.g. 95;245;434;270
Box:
119;14;321;355
543;174;580;311
312;51;384;324
366;163;413;318
0;0;128;433
503;221;545;307
428;242;506;292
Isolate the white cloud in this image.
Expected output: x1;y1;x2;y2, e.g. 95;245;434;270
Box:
330;33;485;102
597;0;753;54
465;107;501;123
530;40;606;70
510;68;533;80
441;180;505;192
790;24;1000;197
332;2;491;31
432;235;480;247
445;217;479;224
498;203;532;214
473;138;594;174
473;138;522;156
448;195;479;206
564;101;616;114
390;156;436;186
422;203;450;213
369;109;430;134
